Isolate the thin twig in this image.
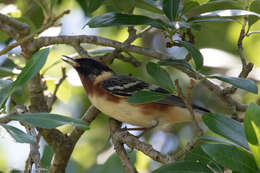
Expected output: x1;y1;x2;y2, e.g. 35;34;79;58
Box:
238;17;248;69
175;79;202;135
172;79;203;160
222;16;254;95
47;67;67;111
117;53;141;67
49;105;100;173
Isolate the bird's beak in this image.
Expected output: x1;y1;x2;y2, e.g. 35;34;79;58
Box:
61;55;80;67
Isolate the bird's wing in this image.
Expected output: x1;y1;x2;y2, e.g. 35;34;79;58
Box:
101;74;210;112
101;74;184;105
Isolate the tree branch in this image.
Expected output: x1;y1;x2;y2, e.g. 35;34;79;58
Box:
48;105;100;173
109;118;138;173
0;13;30;39
0;10;70;56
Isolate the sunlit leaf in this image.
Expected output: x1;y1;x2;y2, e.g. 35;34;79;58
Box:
189;9;260;21
202;113;249;150
0;123;35;144
146;62;175;91
127;91;171;104
209;75;258;94
163;0;180;21
8;113;89;130
202;144;259;173
244;103;260;170
86;13;169;30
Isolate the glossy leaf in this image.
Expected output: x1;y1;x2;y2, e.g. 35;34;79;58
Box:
244;103;260;170
87;13;168;30
174;40;203;70
76;0;105;16
248;1;260;27
202;144;259;173
0;48;49;108
200;136;241;148
146;62;175;91
189;9;260;21
8;113;89;130
190;18;234;23
127;91;171;104
185;0;244;18
202;113;249;150
162;0;180;21
0;123;35;144
152;160;212;173
210;75;258;94
135;0;163;14
159;59;196;72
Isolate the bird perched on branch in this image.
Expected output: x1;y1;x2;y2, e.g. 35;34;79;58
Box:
62;56;209;128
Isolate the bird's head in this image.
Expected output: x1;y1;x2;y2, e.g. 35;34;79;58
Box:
62;56;114;82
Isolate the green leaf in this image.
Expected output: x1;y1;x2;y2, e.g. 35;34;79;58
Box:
76;0;105;16
162;0;180;21
127;91;171;104
209;75;258;94
0;48;49;108
0;83;13;108
248;1;260;28
202;144;260;173
182;0;200;15
174;40;203;70
244;103;260;170
86;12;169;30
184;145;224;173
185;0;244;18
202;113;249;150
159;59;197;73
189;9;260;21
135;0;163;14
146;62;175;91
8;113;89;130
190;18;235;23
152;160;212;173
41;145;54;169
0;123;35;144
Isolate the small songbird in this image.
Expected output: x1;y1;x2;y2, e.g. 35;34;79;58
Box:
62;56;209;128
